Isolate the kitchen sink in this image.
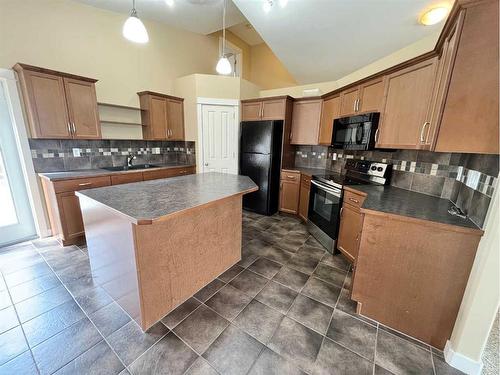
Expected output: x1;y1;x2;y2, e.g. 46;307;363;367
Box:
101;164;161;171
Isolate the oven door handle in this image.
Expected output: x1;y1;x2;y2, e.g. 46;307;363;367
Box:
311;180;342;197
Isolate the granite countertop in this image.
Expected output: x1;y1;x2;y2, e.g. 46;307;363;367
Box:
38;163;196;181
76;172;258;224
345;184;481;231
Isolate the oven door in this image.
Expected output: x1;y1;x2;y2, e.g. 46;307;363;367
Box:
307;180;342;240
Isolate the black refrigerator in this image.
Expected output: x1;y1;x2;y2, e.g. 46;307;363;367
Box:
239;120;283;215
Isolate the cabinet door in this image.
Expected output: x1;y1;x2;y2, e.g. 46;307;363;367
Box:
166;99;185;140
63;78;101;139
290;100;322;145
339;87;360;117
279;180;300;214
241;101;262;121
261;99;286;120
377;59;437;149
337;204;363;263
149;96;168;140
298;183;310;221
318;95;340;145
359;78;385;113
435;1;499;154
57;192;84;242
22;70;71;139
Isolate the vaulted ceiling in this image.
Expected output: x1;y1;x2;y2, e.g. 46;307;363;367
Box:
73;0;451;84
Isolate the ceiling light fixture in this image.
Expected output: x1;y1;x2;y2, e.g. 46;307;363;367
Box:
419;6;450;26
216;0;232;75
123;0;149;43
263;0;273;13
279;0;288;8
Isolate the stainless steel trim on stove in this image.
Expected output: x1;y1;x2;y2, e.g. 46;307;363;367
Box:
306;220;335;254
311;180;342;197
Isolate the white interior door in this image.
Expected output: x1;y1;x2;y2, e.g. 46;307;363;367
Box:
0;81;36;247
201;104;238;174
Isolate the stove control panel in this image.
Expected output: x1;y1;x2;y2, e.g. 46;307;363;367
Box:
367;162;388;178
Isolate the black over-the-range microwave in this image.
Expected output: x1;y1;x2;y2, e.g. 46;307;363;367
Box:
331;112;380;150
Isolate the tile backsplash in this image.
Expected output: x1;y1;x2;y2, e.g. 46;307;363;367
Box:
295;146;498;228
29;139;196;173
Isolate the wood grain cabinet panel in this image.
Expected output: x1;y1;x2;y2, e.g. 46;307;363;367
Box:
63;78;101;139
17;70;71;139
318;95;340;145
290;99;322;145
279;170;300;214
337;204;363;263
241;101;262;121
150;96;168;140
298;175;311;222
14;64;100;140
261;99;287;120
377;58;438;149
57;192;85;242
111;172;143;185
339;87;360;117
166;99;185;140
359;78;385;113
434;0;499;154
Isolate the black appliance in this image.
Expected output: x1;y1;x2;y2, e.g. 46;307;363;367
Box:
239;120;283;215
331;112;380;150
307;159;391;253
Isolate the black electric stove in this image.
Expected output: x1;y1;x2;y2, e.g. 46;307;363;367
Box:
306;160;392;253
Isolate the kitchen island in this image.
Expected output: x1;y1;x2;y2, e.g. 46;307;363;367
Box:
76;172;257;331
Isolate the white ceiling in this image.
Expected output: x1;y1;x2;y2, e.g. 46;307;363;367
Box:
228;23;264;46
74;0;246;35
232;0;450;84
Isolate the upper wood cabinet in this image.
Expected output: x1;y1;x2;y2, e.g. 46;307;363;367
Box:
339;78;385;117
241;97;288;121
138;91;185;141
290;98;322;145
318;95;340;145
377;58;438;149
14;64;100;139
434;0;499;154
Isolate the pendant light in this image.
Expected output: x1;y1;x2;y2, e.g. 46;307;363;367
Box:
216;0;232;75
123;0;149;44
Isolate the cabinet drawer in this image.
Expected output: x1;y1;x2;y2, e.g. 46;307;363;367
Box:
280;170;300;184
143;166;196;181
169;166;196;177
343;190;366;209
53;176;111;193
111;172;143;185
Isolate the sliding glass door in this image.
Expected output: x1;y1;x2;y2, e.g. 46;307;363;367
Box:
0;80;36;247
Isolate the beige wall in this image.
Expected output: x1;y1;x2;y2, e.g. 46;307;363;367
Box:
0;0;220;108
259;32;440;98
250;43;297;90
448;177;500;365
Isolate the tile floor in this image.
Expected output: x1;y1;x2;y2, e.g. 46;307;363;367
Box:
0;211;464;375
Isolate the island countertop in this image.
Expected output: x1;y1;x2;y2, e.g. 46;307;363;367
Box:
76;172;258;224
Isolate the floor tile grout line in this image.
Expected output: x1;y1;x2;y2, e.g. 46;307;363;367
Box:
430;350;438;375
0;272;42;374
31;244;131;375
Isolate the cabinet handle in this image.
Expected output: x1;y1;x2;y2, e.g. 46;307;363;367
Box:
67;122;72;134
349;197;359;204
356;98;360;112
71;122;76;135
374;128;379;143
287;175;296;179
78;182;92;186
340;207;344;217
420;122;430;143
353;99;356;113
289;132;292;141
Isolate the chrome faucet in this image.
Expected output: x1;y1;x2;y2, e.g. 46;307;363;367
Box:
126;153;136;168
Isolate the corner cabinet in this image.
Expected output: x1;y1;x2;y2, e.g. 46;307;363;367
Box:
138;91;185;141
14;64;101;139
290;98;322;145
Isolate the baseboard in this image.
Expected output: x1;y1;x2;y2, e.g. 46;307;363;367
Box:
444;341;484;375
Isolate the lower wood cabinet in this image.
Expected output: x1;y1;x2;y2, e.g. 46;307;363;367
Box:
279;170;300;214
337;189;366;263
41;166;196;246
298;175;311;221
